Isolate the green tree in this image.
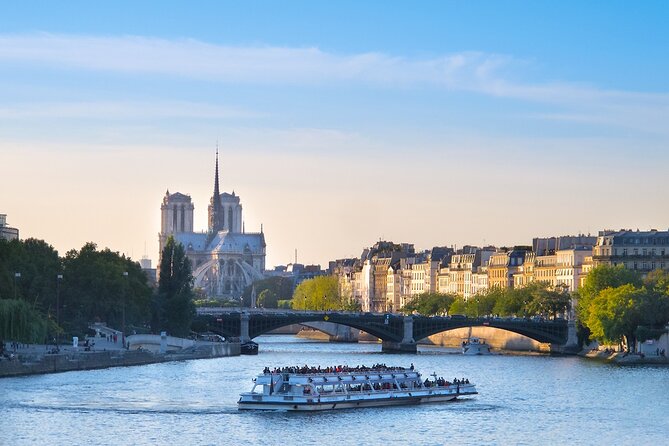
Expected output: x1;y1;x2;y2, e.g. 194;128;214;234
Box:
449;298;467;315
493;287;529;316
242;276;294;306
292;276;346;310
61;243;151;336
524;282;571;319
257;289;278;308
0;238;62;312
154;236;195;337
586;284;645;349
577;265;642;324
402;292;456;316
0;299;53;343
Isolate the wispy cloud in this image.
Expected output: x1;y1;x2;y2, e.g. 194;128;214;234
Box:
0;100;260;120
0;33;501;86
1;33;668;134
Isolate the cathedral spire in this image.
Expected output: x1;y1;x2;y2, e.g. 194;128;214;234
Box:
214;142;220;200
208;144;224;234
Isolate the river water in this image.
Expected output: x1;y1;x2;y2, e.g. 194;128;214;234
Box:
1;335;668;445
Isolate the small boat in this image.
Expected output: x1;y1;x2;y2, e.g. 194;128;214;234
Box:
240;340;259;355
462;337;490;355
238;365;477;411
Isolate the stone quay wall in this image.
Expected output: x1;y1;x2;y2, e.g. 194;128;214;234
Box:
0;342;241;378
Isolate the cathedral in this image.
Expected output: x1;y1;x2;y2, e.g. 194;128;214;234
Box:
159;150;266;299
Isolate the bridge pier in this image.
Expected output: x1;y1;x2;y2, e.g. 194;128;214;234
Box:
381;341;417;353
550;320;580;354
329;325;359;343
381;316;417;353
240;312;251;343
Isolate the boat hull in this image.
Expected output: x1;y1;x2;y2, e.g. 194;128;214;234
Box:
462;344;491;355
240;341;259;355
238;389;476;411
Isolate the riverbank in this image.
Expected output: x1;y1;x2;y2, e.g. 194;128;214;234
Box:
0;341;240;378
579;349;669;365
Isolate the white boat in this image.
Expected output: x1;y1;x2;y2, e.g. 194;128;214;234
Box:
238;365;477;411
462;337;491;355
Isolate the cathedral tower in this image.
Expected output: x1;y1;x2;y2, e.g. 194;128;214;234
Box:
159;190;194;253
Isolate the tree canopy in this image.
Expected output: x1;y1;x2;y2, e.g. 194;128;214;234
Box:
62;243;152;336
241;276;294;308
401;292;456;316
440;283;571;319
577;265;669;350
291;276;359;311
154;236;195;337
0;238;152;341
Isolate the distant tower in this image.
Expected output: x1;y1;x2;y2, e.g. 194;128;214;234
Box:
159;190;194;253
208;147;243;234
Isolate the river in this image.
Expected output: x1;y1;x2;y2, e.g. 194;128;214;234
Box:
1;335;668;445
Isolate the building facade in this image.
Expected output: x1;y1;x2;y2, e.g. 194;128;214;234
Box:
0;214;19;241
592;229;669;274
159;150;266;298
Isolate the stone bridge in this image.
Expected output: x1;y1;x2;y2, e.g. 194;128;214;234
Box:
195;308;577;353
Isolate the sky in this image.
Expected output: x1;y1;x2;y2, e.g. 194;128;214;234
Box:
1;1;668;268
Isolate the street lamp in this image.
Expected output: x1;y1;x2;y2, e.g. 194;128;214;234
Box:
14;272;21;299
122;271;128;337
56;274;63;345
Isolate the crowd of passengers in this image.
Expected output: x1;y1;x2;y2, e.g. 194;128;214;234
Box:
423;377;470;388
262;363;414;375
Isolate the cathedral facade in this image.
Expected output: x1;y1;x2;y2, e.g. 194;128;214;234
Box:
159;151;266;298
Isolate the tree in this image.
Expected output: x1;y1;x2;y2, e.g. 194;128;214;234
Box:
493;287;529;317
241;276;294;307
62;243;151;336
449;298;467;316
292;276;347;310
257;289;278;308
0;238;62;312
403;292;456;316
0;299;52;343
524;282;571;319
154;236;195;337
577;265;642;324
586;284;645;349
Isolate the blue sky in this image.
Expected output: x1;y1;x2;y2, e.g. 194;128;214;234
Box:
1;1;668;266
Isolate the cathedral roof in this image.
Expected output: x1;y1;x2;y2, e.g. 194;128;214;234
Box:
207;231;265;253
173;233;208;251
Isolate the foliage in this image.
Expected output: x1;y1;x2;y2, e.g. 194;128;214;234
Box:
0;299;52;343
277;299;293;309
61;242;152;336
241;276;294;307
585;284;644;348
576;266;669;350
154;236;195;337
0;238;62;314
401;292;456;316
257;289;278;308
577;265;642;324
291;276;354;310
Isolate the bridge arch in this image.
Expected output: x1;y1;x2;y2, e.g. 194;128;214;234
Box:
412;317;568;345
196;311;569;347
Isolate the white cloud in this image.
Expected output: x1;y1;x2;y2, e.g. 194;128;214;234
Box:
0;33;668;135
0;100;260;120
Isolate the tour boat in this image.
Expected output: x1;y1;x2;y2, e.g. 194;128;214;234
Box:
462;337;491;355
238;365;477;411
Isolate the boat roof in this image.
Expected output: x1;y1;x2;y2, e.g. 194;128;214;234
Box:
255;370;422;386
